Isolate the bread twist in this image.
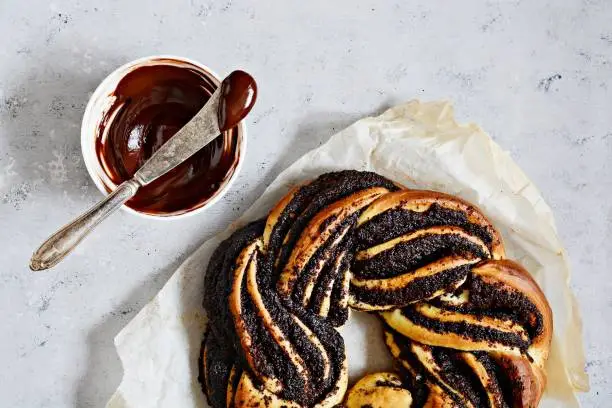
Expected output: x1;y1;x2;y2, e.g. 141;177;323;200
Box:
200;171;553;408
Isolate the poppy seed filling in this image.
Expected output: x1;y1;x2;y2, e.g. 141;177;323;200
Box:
200;170;553;408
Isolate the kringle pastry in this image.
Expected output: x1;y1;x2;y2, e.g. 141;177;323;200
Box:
200;170;553;408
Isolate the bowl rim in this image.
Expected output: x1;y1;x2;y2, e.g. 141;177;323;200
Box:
80;54;247;221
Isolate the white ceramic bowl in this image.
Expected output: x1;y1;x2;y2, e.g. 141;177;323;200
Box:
81;55;246;220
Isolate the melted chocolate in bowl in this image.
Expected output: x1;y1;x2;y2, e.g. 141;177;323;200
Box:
95;60;241;216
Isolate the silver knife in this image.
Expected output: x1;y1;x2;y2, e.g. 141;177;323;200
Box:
30;70;257;271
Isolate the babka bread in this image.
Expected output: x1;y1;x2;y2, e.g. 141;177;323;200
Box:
199;170;553;408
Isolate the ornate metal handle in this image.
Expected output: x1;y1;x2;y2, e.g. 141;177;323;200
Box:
30;179;141;271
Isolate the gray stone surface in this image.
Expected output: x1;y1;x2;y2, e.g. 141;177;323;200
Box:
0;1;609;406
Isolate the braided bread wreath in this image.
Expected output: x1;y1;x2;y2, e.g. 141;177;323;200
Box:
199;170;553;408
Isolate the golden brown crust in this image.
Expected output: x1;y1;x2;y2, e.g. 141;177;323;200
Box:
344;372;413;408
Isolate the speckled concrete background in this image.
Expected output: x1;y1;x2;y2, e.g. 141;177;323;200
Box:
0;1;609;407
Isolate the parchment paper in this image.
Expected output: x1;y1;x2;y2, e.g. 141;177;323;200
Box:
107;101;589;408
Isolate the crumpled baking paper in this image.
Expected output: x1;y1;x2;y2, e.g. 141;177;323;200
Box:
107;101;589;408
